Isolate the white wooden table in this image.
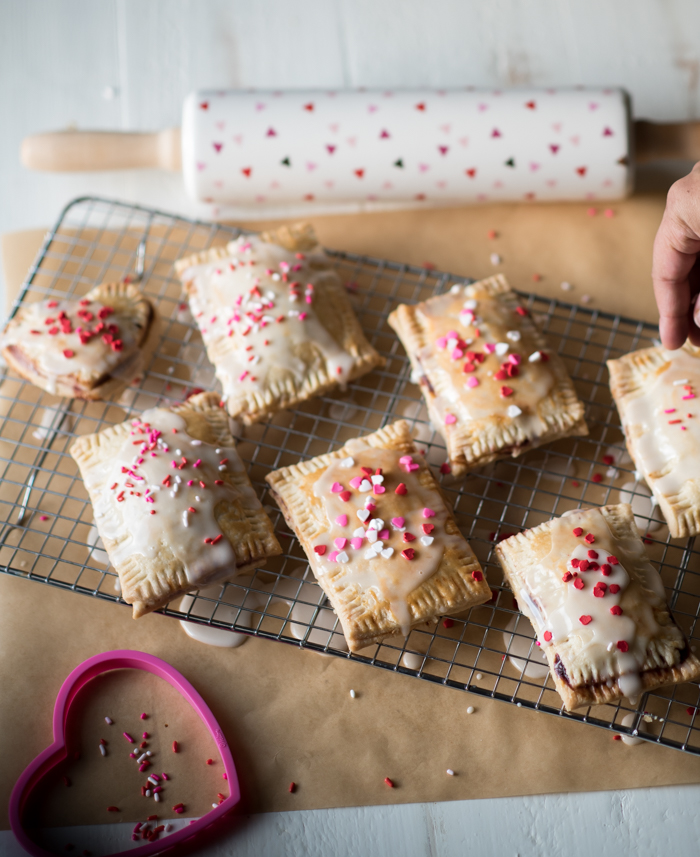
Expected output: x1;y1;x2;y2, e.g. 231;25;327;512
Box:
3;2;700;854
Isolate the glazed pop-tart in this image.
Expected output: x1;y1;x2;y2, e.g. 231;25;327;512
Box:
608;342;700;538
388;274;587;476
265;420;491;652
174;223;383;424
496;504;700;710
71;391;282;617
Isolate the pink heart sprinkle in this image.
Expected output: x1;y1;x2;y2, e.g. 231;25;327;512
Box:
467;377;480;388
351;538;363;549
509;354;522;365
484;343;496;354
391;517;405;528
451;348;464;360
445;414;457;425
373;485;386;495
447;330;459;339
335;514;348;526
334;537;347;549
379;529;390;540
328;551;339;562
408;462;420;472
365;502;377;512
436;336;448;349
331;482;344;493
423;508;436;518
349;476;363;489
399;455;413;465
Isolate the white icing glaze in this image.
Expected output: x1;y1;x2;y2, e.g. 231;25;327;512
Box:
526;508;664;694
311;443;471;637
90;408;259;588
503;614;550;679
618;481;663;533
180;235;356;403
619;711;645;745
620;349;700;499
1;296;141;395
412;284;556;434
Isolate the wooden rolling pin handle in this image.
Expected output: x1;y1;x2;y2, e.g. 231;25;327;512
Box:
20;129;182;172
634;120;700;163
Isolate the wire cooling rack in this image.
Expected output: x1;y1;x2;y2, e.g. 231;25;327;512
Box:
2;196;700;754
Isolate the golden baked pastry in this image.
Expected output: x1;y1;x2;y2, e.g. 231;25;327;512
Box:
265;419;491;652
0;281;154;399
174;223;384;425
608;342;700;538
387;274;587;476
71;391;281;618
496;504;700;710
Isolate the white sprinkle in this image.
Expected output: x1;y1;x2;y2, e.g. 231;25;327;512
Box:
505;330;521;342
560;281;573;291
367;529;378;544
371;474;385;485
634;470;643;481
190;439;202;446
476;673;483;680
271;272;280;281
450;284;461;293
359;479;372;492
364;549;378;560
146;751;152;757
218;464;227;471
167;366;174;374
215;448;222;453
581;294;592;304
490;253;502;266
340;456;355;468
467;706;475;714
148;776;158;785
137;753;148;763
353;527;365;538
673;378;689;386
337;551;349;563
99;744;106;757
155;793;160;802
643;714;653;723
145;789;151;797
463;299;477;310
517;702;522;708
495;342;509;356
447;337;459;351
446;769;455;776
420;536;434;546
175;449;182;456
606;467;617;478
195;495;202;502
528;351;542;362
381;547;394;559
607;641;615;652
507;405;523;418
182;511;189;528
357;509;370;522
105;717;113;725
350;689;356;698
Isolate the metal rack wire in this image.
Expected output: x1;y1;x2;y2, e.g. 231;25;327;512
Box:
2;195;699;754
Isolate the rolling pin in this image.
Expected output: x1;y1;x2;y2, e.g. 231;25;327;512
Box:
21;88;700;210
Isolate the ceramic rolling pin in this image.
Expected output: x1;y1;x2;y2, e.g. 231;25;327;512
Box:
21;88;700;210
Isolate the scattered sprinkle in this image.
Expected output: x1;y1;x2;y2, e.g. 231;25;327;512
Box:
467;706;475;714
560;281;573;292
446;769;455;776
384;777;395;788
350;689;356;698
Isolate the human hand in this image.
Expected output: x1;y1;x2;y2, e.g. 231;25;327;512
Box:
652;161;700;349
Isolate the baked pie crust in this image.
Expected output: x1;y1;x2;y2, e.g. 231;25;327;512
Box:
1;281;154;400
496;504;700;710
265;419;490;652
71;391;281;618
608;342;700;538
174;223;383;425
388;274;587;476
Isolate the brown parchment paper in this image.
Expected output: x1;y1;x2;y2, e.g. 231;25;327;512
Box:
3;193;700;832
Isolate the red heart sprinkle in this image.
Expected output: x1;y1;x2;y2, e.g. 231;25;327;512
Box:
354;168;365;178
573;527;583;537
241;167;252;177
422;524;434;534
616;640;629;652
199;101;209;110
578;560;589;572
602;455;615;465
610;605;623;615
471;570;483;581
609;584;621;594
579;615;592;625
402;533;416;542
587;550;598;559
63;349;74;358
395;483;407;495
313;545;326;555
574;579;585;590
401;548;415;560
571;558;580;568
608;555;619;565
304;102;314;111
584;533;595;544
601;564;612;576
340;491;351;502
562;572;573;582
361;467;373;475
442;618;454;628
543;631;552;641
576;166;587;176
466;168;477;177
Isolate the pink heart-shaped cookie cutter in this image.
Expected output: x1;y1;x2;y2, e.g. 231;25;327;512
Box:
10;650;240;856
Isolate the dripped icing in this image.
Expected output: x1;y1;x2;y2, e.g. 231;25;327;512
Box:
524;508;664;695
411;283;556;433
620;349;700;498
178;234;356;401
311;443;472;636
90;408;258;587
1;296;140;394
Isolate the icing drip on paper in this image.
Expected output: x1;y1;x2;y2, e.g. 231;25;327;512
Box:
525;508;664;698
1;297;139;395
179;235;355;399
311;443;470;636
620;349;700;499
92;408;256;587
413;284;555;433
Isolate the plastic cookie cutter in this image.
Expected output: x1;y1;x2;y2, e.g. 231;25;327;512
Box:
9;649;240;857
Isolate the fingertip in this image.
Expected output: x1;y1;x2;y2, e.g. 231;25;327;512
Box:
659;317;688;350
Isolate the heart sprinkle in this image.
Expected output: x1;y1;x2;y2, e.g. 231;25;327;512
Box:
423;508;435;518
579;615;593;625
